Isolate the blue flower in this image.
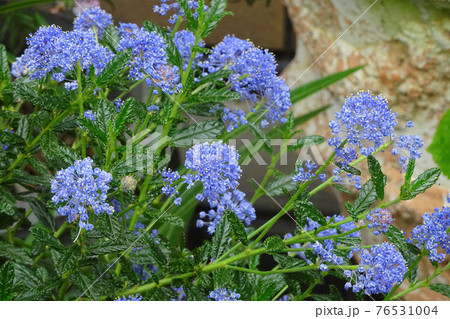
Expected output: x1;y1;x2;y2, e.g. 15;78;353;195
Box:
209;288;241;301
153;0;204;24
408;206;450;263
173;30;204;70
114;98;123;112
73;6;112;39
171;287;187;301
197;190;256;235
222;107;247;133
51;158;114;230
83;110;97;123
328;91;423;172
344;243;407;295
366;209;393;235
115;294;143;301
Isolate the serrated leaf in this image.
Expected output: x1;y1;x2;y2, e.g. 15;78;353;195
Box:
287;135;325;151
211;214;232;260
30;227;64;252
294;200;327;226
248;123;274;155
99;213;122;239
352;180;377;217
406;168;440;199
311;285;343;301
256;274;285;301
188;89;241;104
0;44;11;83
0;261;14;301
184;285;208;301
0;130;25;147
172;120;224;147
57;245;81;274
264;236;285;253
265;174;296;196
178;0;198;30
385;225;408;252
97;50;130;86
225;210;249;245
72;272;99;300
428;109;450;178
332;183;353;195
0;242;33;265
77;117;107;143
0;186;15;215
194;70;231;86
367;155;386;200
114;98;135;134
87;240;130;255
273;254;308;269
11;81;38;101
13;263;40;289
142;232;168;269
429;283;450;298
203;0;229;37
404;159;415;186
290;66;364;103
335;236;361;246
17;116;30;140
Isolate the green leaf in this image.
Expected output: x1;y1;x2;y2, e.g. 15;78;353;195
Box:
264;236;285;253
256;274;285;301
311;285;343;301
11;81;38;101
404;159;415;186
87;240;130;255
429;283;450;298
351;180;377;217
30;227;64;252
248;123;274;155
287;135;325;151
0;44;11;83
428;109;450;178
115;98;135;134
332;183;353;195
0;262;14;301
194;70;231;86
225;210;249;245
99;213;122;239
187;89;241;104
177;0;198;30
72;272;99;301
0;242;33;265
77;117;107;143
143;21;182;68
172;120;224;147
335;236;361;246
0;186;15;216
17;116;31;140
13;263;40;289
294;200;327;226
100;24;121;53
0;130;25;147
57;245;81;275
405;168;440;199
273;254;308;269
211;214;232;260
265;174;296;197
203;0;229;37
290;66;364;103
40;131;59;161
367;155;386;200
97;50;130;86
385;225;408;252
142;232;168;269
184;285;209;301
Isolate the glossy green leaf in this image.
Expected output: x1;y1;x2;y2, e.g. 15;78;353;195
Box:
367;155;386;200
429;283;450;298
287;135;325;151
428;109;450;178
225;210;249;245
211;213;232;260
172;120;224;147
264;236;285;253
294;200;327;226
30;227;64;252
97;50;131;86
351;180;377;217
0;262;14;301
265;174;296;197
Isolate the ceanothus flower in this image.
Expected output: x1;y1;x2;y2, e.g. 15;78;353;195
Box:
209;288;241;301
153;0;204;24
408;206;450;263
197;190;256;235
115;294;143;301
222;107;248;133
345;243;407;295
16;26;113;84
73;6;112;39
51;158;114;231
328;91;423;172
366;209;393;235
83;110;97;123
173;30;204;70
292;161;326;183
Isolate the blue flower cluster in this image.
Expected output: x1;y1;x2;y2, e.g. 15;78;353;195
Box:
173;30;204;71
209;288;241;301
199;35;291;129
312;241;344;271
153;0;203;24
366;209;393;235
14;25;113;86
51;158;114;230
332;167;362;190
345;243;407;295
292;161;326;183
115;294;143;301
221;107;248;133
83;110;97;123
408;206;450;263
161;141;255;234
73;6;112;39
328;91;423;172
117;23;182;95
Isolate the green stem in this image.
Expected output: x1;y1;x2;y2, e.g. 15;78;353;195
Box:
297;278;321;301
271;285;289;301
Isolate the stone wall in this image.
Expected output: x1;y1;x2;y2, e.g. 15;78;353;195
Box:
282;0;450;300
